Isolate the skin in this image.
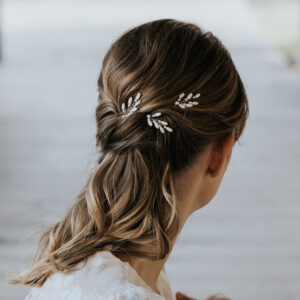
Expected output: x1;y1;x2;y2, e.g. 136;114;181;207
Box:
114;132;235;300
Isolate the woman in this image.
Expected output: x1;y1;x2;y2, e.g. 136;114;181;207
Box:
10;18;249;300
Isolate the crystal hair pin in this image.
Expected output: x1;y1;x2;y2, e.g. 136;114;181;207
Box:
120;91;201;134
121;92;142;118
174;92;201;108
146;112;173;134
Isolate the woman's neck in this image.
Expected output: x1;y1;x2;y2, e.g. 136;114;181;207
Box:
112;216;188;294
112;185;193;294
112;249;169;295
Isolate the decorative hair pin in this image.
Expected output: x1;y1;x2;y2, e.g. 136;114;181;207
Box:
121;92;141;118
146;112;173;134
120;91;201;134
174;92;201;108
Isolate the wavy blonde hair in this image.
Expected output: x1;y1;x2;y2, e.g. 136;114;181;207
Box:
9;18;249;286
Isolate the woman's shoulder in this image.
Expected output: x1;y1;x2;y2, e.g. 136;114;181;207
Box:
24;251;166;300
25;278;164;300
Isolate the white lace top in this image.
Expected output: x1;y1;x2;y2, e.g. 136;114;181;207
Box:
24;250;174;300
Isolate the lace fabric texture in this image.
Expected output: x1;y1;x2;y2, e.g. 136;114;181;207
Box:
24;250;174;300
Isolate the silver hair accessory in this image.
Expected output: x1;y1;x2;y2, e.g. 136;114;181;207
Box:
146;112;173;134
121;92;142;118
175;92;201;108
120;91;201;134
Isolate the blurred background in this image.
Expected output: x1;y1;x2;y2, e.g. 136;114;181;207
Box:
0;0;299;299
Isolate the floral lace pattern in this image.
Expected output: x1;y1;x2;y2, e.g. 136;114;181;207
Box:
24;251;174;300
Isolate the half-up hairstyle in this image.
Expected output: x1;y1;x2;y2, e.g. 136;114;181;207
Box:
10;18;248;287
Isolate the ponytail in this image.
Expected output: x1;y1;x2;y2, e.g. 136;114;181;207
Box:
9;148;180;286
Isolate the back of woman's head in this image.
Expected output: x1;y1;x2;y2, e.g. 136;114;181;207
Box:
10;18;248;287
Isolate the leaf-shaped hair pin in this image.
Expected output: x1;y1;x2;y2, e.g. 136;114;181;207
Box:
146;112;173;134
174;92;201;109
121;92;142;118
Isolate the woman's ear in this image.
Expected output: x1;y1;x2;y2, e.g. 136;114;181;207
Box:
207;133;234;178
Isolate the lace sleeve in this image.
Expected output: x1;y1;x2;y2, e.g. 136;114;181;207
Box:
24;282;167;300
23;253;169;300
98;281;167;300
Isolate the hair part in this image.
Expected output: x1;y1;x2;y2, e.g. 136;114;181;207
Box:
9;18;248;286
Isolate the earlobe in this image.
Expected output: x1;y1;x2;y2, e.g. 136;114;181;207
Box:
209;158;222;178
206;147;223;178
207;133;234;178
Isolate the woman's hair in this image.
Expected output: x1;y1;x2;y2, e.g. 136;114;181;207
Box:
10;18;248;286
